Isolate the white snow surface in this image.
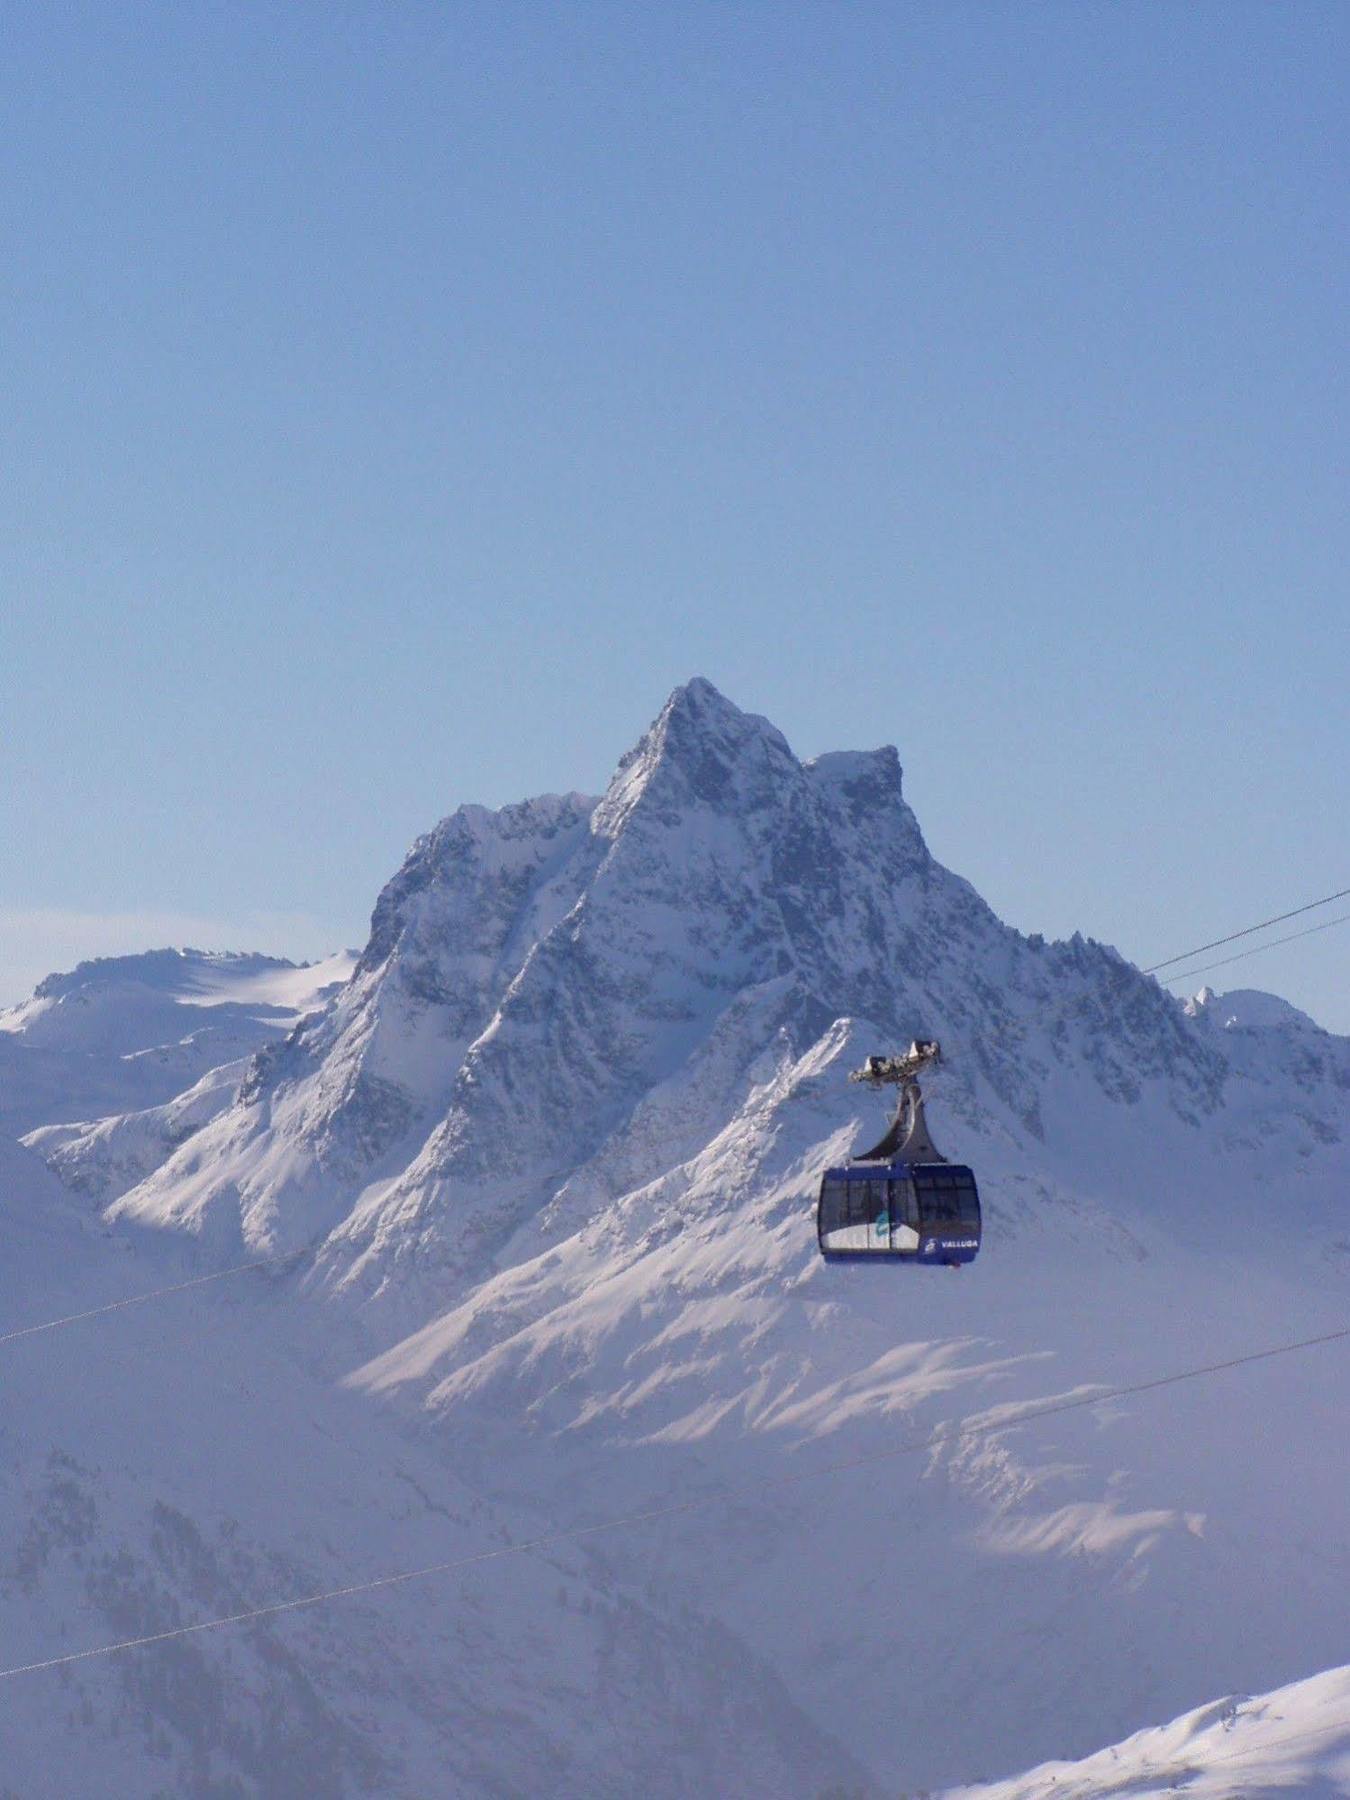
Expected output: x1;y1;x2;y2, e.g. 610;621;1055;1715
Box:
22;1056;249;1205
944;1664;1350;1797
0;946;355;1140
6;679;1350;1797
1188;983;1323;1034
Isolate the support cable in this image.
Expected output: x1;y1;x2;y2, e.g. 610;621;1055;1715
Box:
1142;886;1350;974
0;1252;299;1349
1156;909;1350;988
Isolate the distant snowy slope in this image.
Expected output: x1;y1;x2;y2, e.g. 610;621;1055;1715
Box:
0;1130;94;1265
942;1665;1350;1798
1188;982;1322;1033
23;1058;248;1204
0;947;355;1138
0;947;355;1052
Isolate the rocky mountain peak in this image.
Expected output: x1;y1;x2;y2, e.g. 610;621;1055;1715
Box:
103;681;1348;1307
592;676;799;839
356;790;598;982
806;743;904;806
16;691;1350;1800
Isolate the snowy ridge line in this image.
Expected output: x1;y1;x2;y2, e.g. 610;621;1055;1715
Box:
0;1251;302;1348
1157;908;1350;987
970;878;1350;1058
3;1323;1346;1684
1142;883;1350;973
1164;1718;1350;1775
986;1716;1350;1800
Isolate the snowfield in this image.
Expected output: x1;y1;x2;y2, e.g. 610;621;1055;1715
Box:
0;947;355;1140
2;680;1347;1797
944;1665;1350;1798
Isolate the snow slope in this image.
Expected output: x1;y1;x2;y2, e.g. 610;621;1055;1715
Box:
1;1138;866;1799
943;1665;1350;1798
0;947;355;1139
22;1057;249;1204
1188;982;1323;1034
8;680;1349;1795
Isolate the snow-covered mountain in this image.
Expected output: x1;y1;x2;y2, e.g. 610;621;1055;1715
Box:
947;1664;1350;1798
0;946;355;1140
106;677;1348;1286
23;1055;252;1205
5;679;1348;1797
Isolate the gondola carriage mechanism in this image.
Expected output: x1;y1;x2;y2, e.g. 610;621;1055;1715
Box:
817;1040;982;1266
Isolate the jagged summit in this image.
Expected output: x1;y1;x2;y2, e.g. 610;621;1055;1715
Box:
594;677;796;834
596;678;912;840
107;681;977;1264
355;789;598;982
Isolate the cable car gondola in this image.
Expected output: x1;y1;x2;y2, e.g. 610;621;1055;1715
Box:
817;1041;981;1266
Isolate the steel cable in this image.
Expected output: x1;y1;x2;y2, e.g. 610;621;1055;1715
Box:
1156;909;1350;988
0;1251;299;1348
1142;886;1350;973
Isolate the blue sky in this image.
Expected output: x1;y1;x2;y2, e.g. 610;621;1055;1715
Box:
2;3;1347;1026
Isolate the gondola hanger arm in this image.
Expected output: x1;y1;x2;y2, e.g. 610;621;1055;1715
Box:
848;1040;941;1089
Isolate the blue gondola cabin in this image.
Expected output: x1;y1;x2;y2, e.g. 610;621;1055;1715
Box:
817;1161;981;1265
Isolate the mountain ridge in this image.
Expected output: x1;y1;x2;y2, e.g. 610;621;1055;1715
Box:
0;946;356;1140
107;679;1346;1300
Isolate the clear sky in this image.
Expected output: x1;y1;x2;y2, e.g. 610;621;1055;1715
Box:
2;3;1347;1027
